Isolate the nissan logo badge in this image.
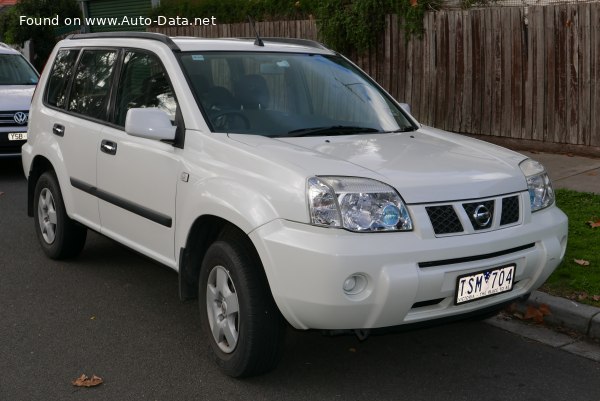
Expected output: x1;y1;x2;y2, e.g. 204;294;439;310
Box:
473;205;491;227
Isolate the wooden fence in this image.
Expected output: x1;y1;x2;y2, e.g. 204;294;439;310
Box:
150;3;600;150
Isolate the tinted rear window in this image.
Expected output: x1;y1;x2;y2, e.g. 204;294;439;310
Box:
46;49;79;108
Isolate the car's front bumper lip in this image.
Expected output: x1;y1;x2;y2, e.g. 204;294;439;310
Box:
250;205;568;330
0;128;27;155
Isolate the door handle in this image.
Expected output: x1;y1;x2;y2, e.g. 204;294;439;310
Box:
52;124;65;137
100;140;117;155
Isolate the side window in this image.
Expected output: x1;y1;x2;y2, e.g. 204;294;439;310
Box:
45;49;79;108
114;51;178;127
67;49;117;120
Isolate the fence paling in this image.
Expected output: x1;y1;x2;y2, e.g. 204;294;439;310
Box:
150;4;600;148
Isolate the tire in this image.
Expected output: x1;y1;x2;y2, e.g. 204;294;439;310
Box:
199;239;285;377
33;171;87;259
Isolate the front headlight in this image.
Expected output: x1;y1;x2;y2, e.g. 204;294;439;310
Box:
307;176;413;232
519;159;555;212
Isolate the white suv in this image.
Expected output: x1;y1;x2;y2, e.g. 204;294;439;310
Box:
0;43;39;156
22;32;568;377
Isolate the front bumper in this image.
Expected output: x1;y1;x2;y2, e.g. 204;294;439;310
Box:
0;127;27;156
250;204;568;330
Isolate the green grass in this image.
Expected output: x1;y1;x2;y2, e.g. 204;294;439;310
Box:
542;189;600;307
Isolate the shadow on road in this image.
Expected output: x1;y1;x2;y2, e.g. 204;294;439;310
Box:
0;157;25;180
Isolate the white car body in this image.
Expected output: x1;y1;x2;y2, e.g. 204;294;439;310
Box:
22;33;567;375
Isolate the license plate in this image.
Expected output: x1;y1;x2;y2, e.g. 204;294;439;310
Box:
8;132;27;141
455;264;515;305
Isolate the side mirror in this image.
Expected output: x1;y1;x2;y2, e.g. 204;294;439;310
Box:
399;103;411;115
125;108;176;141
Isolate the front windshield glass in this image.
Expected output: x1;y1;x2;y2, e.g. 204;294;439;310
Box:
0;54;39;85
180;52;414;137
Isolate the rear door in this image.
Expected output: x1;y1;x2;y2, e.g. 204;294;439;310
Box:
43;48;118;230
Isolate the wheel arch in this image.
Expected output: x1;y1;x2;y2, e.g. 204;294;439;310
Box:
178;215;271;302
27;155;56;217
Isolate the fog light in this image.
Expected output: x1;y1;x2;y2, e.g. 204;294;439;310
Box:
343;274;368;295
343;277;356;292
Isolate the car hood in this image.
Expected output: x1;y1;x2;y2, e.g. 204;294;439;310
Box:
0;86;35;111
229;126;529;204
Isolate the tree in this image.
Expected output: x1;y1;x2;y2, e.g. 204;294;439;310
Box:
0;0;81;70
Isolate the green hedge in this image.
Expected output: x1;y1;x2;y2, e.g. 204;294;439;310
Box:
151;0;440;52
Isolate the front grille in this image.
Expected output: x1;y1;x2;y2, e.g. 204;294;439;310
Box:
500;195;520;225
463;200;495;230
418;243;535;268
426;205;464;235
0;111;28;126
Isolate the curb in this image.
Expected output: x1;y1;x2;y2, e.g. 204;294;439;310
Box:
516;291;600;341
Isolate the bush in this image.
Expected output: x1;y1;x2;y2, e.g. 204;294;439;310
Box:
151;0;441;53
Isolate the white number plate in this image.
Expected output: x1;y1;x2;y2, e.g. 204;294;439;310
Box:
8;133;27;141
455;264;515;305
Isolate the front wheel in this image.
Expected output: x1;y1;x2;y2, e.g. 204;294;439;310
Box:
33;171;87;259
199;239;285;377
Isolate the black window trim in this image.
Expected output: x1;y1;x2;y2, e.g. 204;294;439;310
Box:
43;47;81;109
43;46;118;127
42;45;185;149
109;47;184;148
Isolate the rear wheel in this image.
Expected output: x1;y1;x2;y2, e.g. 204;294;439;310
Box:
33;172;87;259
199;239;285;377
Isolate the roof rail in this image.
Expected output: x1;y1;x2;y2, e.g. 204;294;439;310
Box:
67;32;180;51
240;37;329;51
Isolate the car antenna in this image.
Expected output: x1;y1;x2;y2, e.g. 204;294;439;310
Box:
247;15;264;47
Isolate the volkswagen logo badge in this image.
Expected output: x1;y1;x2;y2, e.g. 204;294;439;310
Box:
14;112;28;125
473;205;491;227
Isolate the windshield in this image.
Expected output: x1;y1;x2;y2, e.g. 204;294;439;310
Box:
0;54;39;85
180;52;415;137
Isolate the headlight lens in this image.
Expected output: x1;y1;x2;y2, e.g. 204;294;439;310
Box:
307;177;412;232
519;159;555;212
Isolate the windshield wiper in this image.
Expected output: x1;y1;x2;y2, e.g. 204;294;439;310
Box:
287;125;381;137
386;127;416;133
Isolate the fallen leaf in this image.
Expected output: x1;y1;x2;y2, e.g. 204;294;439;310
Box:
72;374;103;388
410;0;418;6
593;295;600;302
566;153;574;157
587;220;600;228
538;303;551;316
524;305;544;323
0;192;4;196
574;259;590;266
587;171;598;176
578;292;589;301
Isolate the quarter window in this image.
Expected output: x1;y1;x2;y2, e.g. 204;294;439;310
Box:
68;49;117;120
45;49;79;108
114;51;177;127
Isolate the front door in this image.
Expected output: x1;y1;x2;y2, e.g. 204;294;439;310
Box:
96;50;181;266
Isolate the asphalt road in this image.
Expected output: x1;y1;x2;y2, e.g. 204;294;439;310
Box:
1;157;599;401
